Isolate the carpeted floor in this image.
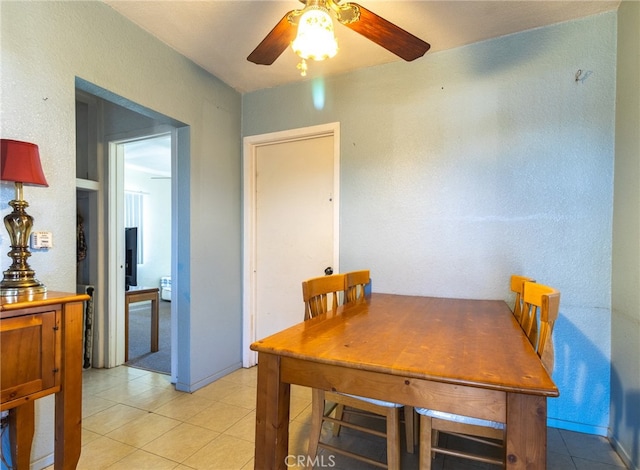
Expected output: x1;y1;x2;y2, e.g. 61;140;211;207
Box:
125;299;171;374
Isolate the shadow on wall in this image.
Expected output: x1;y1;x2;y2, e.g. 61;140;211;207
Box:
610;373;640;467
548;312;611;435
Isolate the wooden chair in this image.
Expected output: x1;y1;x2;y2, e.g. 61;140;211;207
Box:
520;281;561;371
304;272;413;469
302;273;345;320
344;269;370;303
510;274;535;326
415;281;560;469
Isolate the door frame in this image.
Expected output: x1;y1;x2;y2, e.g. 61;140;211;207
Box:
242;122;341;367
105;125;177;369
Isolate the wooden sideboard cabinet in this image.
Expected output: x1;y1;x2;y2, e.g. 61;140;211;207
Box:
1;291;89;470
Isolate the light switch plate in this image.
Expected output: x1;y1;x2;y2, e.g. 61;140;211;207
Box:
31;231;53;249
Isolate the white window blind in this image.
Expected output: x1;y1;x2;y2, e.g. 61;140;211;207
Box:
125;191;144;264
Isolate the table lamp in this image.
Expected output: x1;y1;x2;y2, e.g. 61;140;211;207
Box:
0;139;48;297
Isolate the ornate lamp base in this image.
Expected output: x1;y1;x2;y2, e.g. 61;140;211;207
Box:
0;281;47;297
0;264;47;296
1;197;47;297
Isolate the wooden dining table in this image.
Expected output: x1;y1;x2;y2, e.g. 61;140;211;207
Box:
251;293;559;469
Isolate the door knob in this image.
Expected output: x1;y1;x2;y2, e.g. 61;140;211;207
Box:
324;267;333;275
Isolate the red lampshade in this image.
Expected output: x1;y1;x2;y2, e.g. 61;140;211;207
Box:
1;139;48;186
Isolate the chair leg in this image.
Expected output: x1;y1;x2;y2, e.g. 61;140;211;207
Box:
419;414;434;470
332;404;345;436
414;407;420;448
404;406;414;454
307;388;325;465
431;429;439;459
386;408;401;470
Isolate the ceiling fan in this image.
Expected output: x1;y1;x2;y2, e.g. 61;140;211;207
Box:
247;0;430;75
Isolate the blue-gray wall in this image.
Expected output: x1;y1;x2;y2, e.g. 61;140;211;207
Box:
1;2;241;465
243;12;617;436
611;2;640;469
1;0;637;468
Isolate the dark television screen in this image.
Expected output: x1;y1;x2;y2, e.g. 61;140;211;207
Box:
125;227;138;289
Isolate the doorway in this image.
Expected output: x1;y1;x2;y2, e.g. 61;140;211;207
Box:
108;129;174;373
242;123;340;367
121;133;172;374
75;82;186;383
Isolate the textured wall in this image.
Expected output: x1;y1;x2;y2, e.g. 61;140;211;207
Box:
611;1;640;468
243;12;617;434
1;2;242;466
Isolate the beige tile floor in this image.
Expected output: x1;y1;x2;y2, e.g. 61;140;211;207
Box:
48;365;628;470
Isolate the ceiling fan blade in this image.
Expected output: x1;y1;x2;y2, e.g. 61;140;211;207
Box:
247;11;298;65
341;3;430;61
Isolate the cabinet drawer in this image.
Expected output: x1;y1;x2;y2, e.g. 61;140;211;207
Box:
1;309;60;407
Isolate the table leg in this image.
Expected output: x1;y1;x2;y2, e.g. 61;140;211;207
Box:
505;393;547;470
55;301;84;470
150;295;159;353
124;299;130;362
254;353;290;470
8;401;34;470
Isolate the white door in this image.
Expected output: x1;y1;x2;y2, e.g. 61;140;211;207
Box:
243;123;340;366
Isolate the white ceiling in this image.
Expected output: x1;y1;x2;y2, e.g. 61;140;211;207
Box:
112;0;619;174
123;134;171;178
103;0;620;94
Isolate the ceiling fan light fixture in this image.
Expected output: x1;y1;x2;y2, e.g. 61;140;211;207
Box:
247;0;430;75
291;6;338;62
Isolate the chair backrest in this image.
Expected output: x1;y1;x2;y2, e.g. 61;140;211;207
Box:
344;270;370;304
521;281;560;372
302;273;346;320
510;274;536;325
